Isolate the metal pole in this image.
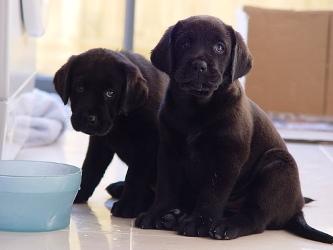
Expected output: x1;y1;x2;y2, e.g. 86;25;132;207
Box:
123;0;135;51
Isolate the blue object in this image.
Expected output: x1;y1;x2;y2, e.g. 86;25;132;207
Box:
0;160;81;232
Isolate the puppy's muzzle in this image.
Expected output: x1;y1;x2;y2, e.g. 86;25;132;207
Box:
85;114;98;126
71;112;113;136
181;59;217;95
176;58;221;97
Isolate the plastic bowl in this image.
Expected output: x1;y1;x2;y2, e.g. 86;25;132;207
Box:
0;160;81;232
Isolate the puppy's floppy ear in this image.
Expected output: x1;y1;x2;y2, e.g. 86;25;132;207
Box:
227;27;253;83
120;64;148;115
53;55;77;104
151;24;177;74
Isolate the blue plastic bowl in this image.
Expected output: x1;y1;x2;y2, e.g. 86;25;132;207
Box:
0;160;81;232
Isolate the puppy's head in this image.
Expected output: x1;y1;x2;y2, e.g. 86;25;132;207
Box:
54;49;148;136
151;15;252;98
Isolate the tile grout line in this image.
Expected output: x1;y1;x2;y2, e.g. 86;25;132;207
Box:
130;219;134;250
318;145;333;163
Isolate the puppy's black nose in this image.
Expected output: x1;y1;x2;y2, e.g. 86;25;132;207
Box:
86;114;98;125
192;60;208;73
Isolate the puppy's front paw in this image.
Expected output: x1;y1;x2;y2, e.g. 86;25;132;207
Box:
73;191;89;204
155;209;186;230
177;213;213;237
134;209;181;230
111;198;149;218
209;221;240;240
135;211;160;229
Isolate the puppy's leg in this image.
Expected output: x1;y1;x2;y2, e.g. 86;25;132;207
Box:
177;136;247;237
209;149;304;240
74;136;114;203
135;129;185;229
177;168;240;237
111;159;155;218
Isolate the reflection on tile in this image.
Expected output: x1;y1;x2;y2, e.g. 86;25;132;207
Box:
288;143;333;201
6;130;333;250
70;231;130;250
287;143;332;167
0;231;70;250
70;204;132;234
319;145;333;163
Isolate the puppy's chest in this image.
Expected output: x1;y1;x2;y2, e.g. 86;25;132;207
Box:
181;130;214;183
181;124;235;184
185;130;203;150
184;125;224;155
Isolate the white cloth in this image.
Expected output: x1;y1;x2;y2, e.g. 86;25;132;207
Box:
15;89;68;147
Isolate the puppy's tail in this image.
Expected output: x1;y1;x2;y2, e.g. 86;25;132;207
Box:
304;197;314;204
285;212;333;244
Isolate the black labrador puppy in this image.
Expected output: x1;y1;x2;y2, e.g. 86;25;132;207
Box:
135;16;333;244
54;48;167;218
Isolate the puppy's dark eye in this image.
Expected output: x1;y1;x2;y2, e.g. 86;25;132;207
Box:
104;89;115;100
213;42;225;54
76;86;84;93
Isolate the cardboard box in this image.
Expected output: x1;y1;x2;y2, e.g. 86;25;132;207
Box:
243;6;333;116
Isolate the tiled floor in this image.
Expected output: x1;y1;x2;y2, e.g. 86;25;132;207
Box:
2;130;333;250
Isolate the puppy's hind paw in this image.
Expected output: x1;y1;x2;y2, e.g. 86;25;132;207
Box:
106;181;124;199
